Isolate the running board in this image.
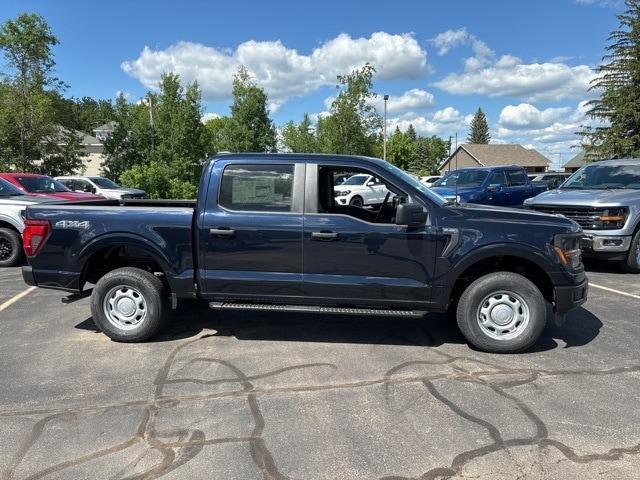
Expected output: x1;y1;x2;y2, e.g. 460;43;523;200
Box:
209;302;426;317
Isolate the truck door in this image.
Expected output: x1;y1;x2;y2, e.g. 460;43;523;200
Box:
505;169;530;206
302;163;437;308
486;170;509;206
198;160;305;299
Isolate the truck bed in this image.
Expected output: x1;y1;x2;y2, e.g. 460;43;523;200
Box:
24;202;195;295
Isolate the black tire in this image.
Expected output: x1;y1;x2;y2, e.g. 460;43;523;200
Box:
90;267;168;342
349;196;364;207
456;272;546;353
0;227;23;268
622;228;640;273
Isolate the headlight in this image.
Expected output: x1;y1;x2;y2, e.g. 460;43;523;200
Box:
554;234;582;270
334;190;351;197
598;207;628;229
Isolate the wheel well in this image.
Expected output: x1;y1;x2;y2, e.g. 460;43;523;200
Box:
0;221;20;234
81;245;168;291
450;255;554;308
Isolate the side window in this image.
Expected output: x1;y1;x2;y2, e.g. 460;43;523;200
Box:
219;164;294;212
506;170;527;186
74;179;91;192
487;171;506;186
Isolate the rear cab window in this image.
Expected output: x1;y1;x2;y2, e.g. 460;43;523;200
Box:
219;164;295;212
506;170;528;186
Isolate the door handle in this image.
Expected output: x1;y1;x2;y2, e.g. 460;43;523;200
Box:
210;228;236;238
311;231;338;241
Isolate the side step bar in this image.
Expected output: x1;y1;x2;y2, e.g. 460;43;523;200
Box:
209;302;426;318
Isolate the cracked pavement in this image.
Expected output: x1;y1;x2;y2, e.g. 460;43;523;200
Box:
0;260;638;479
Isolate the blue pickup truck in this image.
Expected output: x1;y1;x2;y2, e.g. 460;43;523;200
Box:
431;165;548;207
21;154;587;353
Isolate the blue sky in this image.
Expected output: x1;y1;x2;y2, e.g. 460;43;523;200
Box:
0;0;625;168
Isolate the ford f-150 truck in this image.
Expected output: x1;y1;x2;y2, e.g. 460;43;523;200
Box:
431;165;548;207
21;154;587;353
525;159;640;273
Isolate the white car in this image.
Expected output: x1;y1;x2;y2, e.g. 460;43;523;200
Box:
333;174;391;207
420;175;442;187
55;176;147;200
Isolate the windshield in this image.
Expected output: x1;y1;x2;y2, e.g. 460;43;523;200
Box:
0;178;24;197
341;174;369;186
89;177;121;189
433;170;489;188
16;176;70;193
562;163;640;189
380;162;448;206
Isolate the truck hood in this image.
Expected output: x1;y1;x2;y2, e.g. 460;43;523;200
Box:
28;191;105;201
0;195;52;206
450;201;581;232
526;188;640;206
102;188;146;195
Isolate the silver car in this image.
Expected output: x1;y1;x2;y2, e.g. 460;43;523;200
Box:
0;178;52;267
524;159;640;272
55;176;147;200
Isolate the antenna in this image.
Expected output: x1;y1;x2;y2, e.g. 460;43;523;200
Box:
454;133;459;205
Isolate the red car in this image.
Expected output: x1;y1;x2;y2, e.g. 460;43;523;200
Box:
0;173;105;201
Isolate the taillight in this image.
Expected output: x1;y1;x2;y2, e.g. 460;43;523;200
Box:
22;219;51;257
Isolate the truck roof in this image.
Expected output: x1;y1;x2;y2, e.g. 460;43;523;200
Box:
211;152;389;166
584;158;640;166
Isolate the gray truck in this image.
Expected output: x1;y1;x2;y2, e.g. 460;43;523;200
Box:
525;159;640;272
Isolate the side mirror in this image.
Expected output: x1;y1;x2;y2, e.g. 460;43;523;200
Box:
487;183;502;192
395;203;427;227
366;181;375;186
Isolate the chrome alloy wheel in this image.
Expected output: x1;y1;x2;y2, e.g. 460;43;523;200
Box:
476;290;530;341
103;285;148;330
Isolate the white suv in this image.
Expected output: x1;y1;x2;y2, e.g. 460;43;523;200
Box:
55;176;147;200
333;174;391;207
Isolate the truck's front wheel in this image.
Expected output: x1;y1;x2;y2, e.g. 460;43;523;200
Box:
91;267;168;342
456;272;546;353
622;229;640;273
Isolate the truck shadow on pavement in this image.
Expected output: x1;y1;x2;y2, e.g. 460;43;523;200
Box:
75;303;602;352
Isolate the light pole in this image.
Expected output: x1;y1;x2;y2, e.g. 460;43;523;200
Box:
383;94;389;161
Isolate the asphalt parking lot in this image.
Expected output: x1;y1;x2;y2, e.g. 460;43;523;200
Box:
0;262;638;479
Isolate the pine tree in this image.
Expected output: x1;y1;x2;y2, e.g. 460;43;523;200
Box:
467;108;490;144
582;0;640;159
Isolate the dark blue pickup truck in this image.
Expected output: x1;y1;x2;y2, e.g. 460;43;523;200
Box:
21;154;587;353
431;165;548;207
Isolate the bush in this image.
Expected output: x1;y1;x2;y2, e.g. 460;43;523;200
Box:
119;162;197;199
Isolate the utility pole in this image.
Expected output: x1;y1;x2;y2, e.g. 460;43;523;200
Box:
383;94;389;161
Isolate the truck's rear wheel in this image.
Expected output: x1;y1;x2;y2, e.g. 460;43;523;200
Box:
0;227;23;268
622;229;640;273
91;267;168;342
456;272;546;353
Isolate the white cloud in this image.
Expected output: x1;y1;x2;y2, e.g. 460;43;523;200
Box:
388;107;472;137
574;0;621;6
378;88;435;113
498;103;572;129
433;55;596;102
430;28;494;71
494;101;604;167
431;28;470;55
201;112;221;123
122;32;428;105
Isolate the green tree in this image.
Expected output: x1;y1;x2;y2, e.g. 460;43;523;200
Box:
204;116;235;153
467;108;490;144
0;13;60;170
120;161;197;199
228;67;276;152
582;0;640;158
410;136;449;175
39;126;86;176
102;93;146;179
316;64;382;156
281;114;317;152
386;127;417;170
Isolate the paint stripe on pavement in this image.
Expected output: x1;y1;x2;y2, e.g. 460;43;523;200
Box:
0;286;36;313
590;282;640;300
